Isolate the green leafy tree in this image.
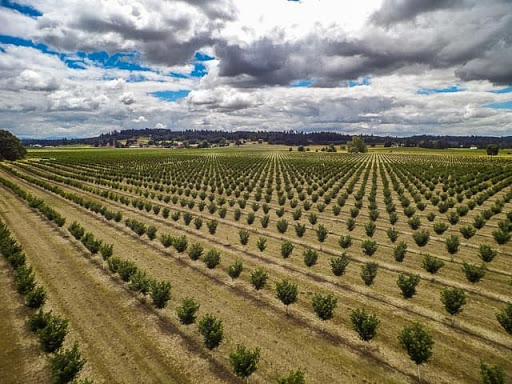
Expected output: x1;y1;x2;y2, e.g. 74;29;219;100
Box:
440;287;467;323
146;225;157;240
445;235;460;255
68;221;85;240
277;369;305;384
459;225;476;240
277;219;289;234
117;259;137;282
386;227;399;243
107;256;121;274
173;235;188;253
129;270;152;298
176;297;200;325
188;243;203;261
229;345;260;383
316;224;329;242
294;223;306;237
413;230;430;247
28;309;52;333
260;214;270;228
347;136;368;153
433;221;449;235
492;229;511;245
251;268;268;290
397;273;420;299
398;322;434;383
350;308;380;341
256;237;267;251
361;239;378;256
239;229;250;245
480;361;505;384
227;260;244;280
0;130;26;160
206;219;218;234
421;254;445;274
99;243;113;260
150;280;171;309
203;249;221;269
486;144;499;156
14;264;35;295
26;285;46;309
303;248;318;267
361;262;378;286
462;262;486;283
338;235;352;249
160;234;174;248
275;279;298;314
496;303;512;334
48;342;85;384
393;241;408;262
281;241;294;259
478;244;498;263
198;314;223;350
38;315;68;353
364;221;376;237
330;253;350;276
311;293;337;321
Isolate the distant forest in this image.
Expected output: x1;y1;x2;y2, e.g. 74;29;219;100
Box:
22;129;511;149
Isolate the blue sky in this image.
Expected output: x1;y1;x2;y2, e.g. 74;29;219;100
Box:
484;101;512;110
0;0;511;138
1;0;41;17
417;85;462;95
150;90;191;102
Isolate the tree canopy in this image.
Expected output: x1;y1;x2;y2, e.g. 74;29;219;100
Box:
486;144;499;156
0;130;26;161
347;136;368;153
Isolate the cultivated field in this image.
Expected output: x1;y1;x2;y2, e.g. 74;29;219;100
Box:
1;148;511;383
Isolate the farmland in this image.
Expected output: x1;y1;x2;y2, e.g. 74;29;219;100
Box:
1;147;511;384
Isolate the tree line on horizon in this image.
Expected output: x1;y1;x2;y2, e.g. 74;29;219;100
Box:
19;129;511;149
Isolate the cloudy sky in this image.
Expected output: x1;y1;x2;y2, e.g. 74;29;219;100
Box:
0;0;511;138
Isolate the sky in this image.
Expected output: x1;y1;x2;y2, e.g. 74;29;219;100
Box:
0;0;511;139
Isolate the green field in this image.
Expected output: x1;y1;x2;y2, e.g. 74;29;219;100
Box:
1;147;511;383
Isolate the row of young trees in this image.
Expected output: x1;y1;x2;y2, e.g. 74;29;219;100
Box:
6;161;512;342
14;154;512;258
9;158;510;340
12;156;499;292
69;219;311;383
0;220;88;384
2;155;510;380
125;214;512;359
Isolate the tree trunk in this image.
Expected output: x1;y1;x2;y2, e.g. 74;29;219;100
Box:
417;365;421;383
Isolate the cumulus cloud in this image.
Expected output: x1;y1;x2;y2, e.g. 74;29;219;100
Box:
119;92;136;105
132;115;147;123
29;0;236;66
371;0;464;26
0;0;511;138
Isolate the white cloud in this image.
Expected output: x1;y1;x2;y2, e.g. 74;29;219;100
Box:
132;115;147;123
0;0;511;138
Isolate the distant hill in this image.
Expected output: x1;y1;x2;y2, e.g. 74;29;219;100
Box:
21;129;511;149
